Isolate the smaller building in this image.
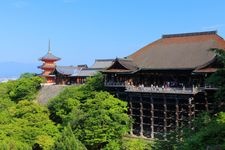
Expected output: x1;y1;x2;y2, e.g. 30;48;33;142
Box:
53;59;114;84
54;65;87;84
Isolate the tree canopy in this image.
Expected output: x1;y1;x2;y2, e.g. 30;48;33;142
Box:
0;100;60;149
48;73;131;149
207;48;225;102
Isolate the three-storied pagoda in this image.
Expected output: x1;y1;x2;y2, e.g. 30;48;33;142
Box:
38;41;61;83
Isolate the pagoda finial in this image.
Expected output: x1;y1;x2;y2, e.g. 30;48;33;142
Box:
48;39;51;53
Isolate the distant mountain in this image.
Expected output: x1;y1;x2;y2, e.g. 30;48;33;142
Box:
0;62;39;78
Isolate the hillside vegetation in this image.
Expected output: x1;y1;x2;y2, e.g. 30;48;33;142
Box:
0;48;225;149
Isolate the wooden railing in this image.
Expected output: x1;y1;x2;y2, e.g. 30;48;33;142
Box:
125;85;202;94
104;81;125;87
104;81;217;94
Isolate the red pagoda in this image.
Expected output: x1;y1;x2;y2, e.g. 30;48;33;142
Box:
38;41;61;84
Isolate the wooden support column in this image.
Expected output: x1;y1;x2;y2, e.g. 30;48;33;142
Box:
175;95;181;139
163;94;167;140
188;97;194;128
129;95;134;136
140;95;144;137
204;92;209;112
150;94;154;138
175;96;179;128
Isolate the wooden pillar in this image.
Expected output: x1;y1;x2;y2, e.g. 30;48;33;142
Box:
204;92;209;112
188;97;194;128
163;94;167;140
129;98;134;136
175;95;179;128
150;94;154;138
140;94;144;137
175;95;181;139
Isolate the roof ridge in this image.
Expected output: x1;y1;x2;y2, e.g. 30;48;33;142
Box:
162;31;217;38
95;59;114;61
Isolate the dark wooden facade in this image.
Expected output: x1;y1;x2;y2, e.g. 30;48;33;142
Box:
103;31;225;139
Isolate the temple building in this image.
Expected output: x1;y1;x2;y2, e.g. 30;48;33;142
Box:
38;41;114;85
38;42;61;84
53;65;88;85
53;59;114;84
102;31;225;139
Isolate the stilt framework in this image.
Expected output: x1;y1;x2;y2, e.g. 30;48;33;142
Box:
117;91;214;139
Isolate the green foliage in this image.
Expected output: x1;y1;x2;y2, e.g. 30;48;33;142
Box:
73;92;130;149
0;138;31;150
54;125;86;150
81;72;105;92
48;86;87;124
211;48;225;65
207;48;225;102
48;73;106;125
121;138;155;150
0;82;11;100
0;97;15;110
9;76;43;102
103;140;121;150
48;83;131;149
103;138;155;150
0;99;60;149
175;48;225;149
164;112;225;150
207;69;225;102
0;74;43;102
20;72;36;78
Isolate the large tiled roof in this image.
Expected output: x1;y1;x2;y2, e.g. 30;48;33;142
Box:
128;31;225;70
75;68;98;77
39;52;61;61
74;59;114;77
55;66;80;75
104;58;139;73
91;59;114;69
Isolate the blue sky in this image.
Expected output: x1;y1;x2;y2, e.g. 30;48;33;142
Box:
0;0;225;67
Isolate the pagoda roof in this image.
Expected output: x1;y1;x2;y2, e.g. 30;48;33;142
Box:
39;51;61;61
38;63;56;69
128;31;225;70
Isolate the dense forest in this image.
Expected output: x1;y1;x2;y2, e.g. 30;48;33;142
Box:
0;49;225;150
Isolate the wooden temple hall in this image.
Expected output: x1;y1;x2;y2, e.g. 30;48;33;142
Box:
102;31;225;139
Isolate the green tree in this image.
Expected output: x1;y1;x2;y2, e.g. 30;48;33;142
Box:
48;86;87;124
74;92;130;149
177;112;225;150
121;138;155;150
9;76;43;102
0;138;31;150
207;48;225;102
48;73;106;125
48;73;131;149
0;100;60;149
54;125;86;150
81;72;105;92
103;137;155;150
20;72;36;78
